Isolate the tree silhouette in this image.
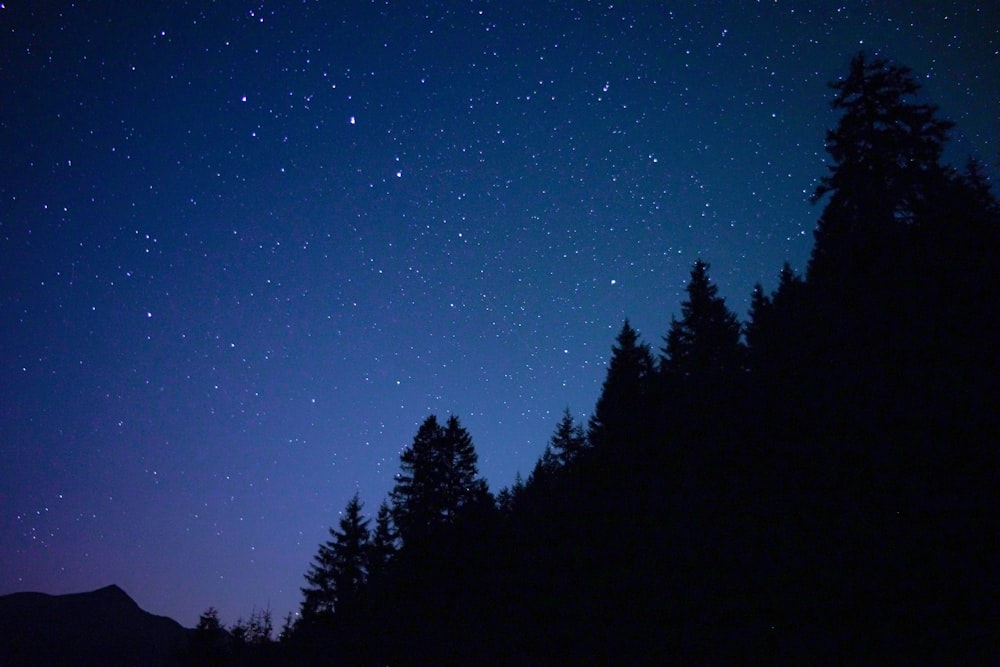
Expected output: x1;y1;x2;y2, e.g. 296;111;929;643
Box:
496;472;525;515
808;52;953;284
587;319;655;450
195;606;224;636
188;606;230;665
959;157;998;215
771;261;805;309
439;415;489;520
526;409;585;489
263;53;1000;666
528;444;560;485
367;500;397;575
548;407;588;468
389;416;441;545
745;262;806;370
390;414;487;545
230;607;273;646
277;612;295;643
744;282;771;355
300;493;370;620
660;260;743;384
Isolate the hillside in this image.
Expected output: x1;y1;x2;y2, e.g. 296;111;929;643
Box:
0;584;190;666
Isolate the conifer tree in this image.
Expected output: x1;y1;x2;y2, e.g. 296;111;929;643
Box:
496;472;525;515
439;415;486;519
278;612;296;643
744;282;772;356
230;607;274;645
959;157;998;215
808;52;953;283
587;320;655;449
772;261;805;308
367;500;397;574
526;446;560;491
390;414;487;544
549;407;588;468
195;606;224;635
301;493;370;619
745;262;805;367
661;260;743;382
390;416;441;543
526;409;589;495
189;607;228;662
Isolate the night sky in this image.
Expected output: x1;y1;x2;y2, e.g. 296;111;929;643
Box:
2;1;996;627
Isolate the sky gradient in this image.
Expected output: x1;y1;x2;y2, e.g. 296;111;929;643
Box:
2;1;997;627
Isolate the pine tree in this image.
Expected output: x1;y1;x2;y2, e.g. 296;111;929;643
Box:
439;415;484;520
278;611;296;643
744;282;771;356
390;415;441;544
230;607;273;645
587;320;655;449
549;407;588;468
496;472;525;515
367;500;397;575
390;414;487;544
808;52;954;283
772;261;805;308
195;607;223;635
745;262;805;366
526;446;560;489
301;493;371;619
524;409;589;499
189;607;229;664
537;443;559;475
661;260;743;382
959;157;997;214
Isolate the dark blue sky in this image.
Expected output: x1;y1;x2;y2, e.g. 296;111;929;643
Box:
2;1;996;627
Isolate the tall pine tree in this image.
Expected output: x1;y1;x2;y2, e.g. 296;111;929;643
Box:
527;408;588;490
744;283;771;355
660;260;743;383
389;414;487;544
548;407;588;468
745;261;805;371
300;493;370;620
366;500;397;576
587;320;655;450
808;52;953;284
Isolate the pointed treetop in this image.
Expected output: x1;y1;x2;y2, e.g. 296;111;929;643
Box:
807;53;955;283
811;51;953;214
588;320;655;448
661;260;742;380
390;414;486;544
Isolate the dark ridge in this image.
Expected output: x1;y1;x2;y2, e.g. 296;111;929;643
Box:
0;585;190;667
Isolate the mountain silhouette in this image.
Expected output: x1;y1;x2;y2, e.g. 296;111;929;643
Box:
0;584;190;666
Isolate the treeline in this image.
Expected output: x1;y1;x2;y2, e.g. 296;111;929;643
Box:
183;53;999;665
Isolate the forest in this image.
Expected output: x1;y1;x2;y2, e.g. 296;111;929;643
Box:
181;54;999;665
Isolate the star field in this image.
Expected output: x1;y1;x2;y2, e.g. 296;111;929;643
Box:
1;1;996;626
